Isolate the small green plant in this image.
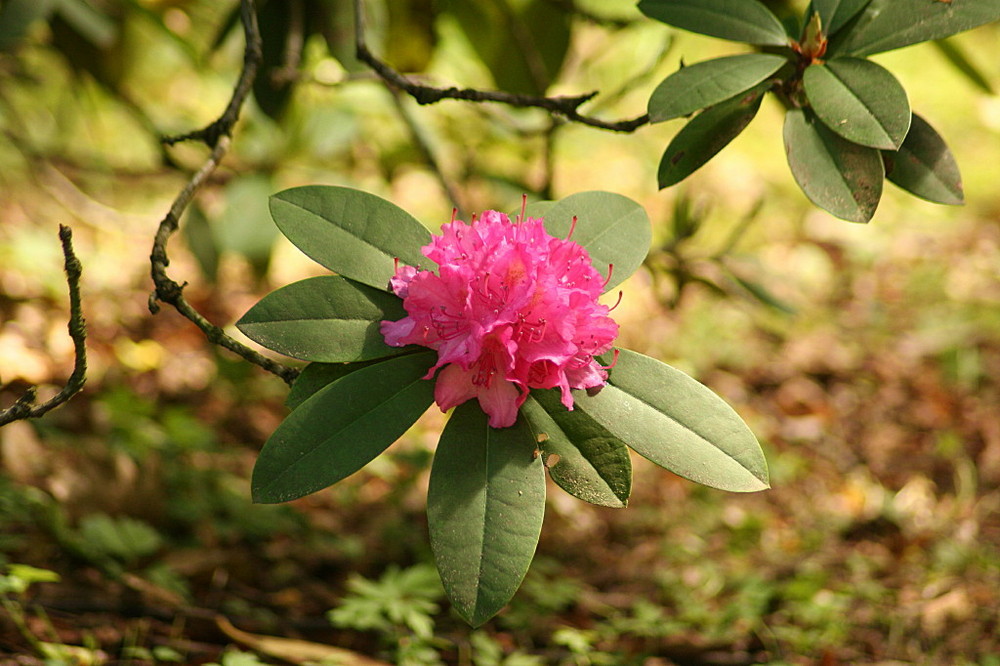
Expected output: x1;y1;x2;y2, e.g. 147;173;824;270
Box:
639;0;999;221
328;563;446;666
0;564;107;664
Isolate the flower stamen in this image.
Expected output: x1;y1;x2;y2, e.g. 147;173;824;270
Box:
608;291;624;311
602;264;614;289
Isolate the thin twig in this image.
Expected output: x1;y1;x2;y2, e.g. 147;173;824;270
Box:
353;0;648;133
161;0;263;148
0;226;88;426
148;0;299;386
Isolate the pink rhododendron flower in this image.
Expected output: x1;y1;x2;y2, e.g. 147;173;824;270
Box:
380;208;619;428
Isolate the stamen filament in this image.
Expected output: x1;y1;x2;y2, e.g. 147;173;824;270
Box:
602;264;614;289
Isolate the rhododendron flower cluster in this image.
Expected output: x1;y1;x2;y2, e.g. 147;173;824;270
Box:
381;209;619;428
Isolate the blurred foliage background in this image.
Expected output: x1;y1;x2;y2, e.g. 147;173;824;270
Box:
1;0;999;663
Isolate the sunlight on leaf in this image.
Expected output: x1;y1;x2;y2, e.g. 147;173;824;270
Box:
648;53;787;123
269;186;432;291
236;275;409;363
638;0;790;46
572;350;769;492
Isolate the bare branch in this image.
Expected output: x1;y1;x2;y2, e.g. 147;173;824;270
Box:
148;0;300;386
0;225;88;426
353;0;649;133
162;0;263;148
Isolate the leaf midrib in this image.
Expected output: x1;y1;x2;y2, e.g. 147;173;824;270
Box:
257;375;428;497
602;379;760;478
823;62;896;144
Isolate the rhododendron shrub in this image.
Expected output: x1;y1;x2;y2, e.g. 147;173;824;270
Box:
238;186;768;626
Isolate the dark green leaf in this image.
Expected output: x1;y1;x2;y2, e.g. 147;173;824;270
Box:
828;0;1000;57
884;112;964;205
286;360;383;410
236;276;410;363
648;53;787;123
537;192;652;292
803;57;910;149
254;0;296;119
521;392;631;508
658;83;769;189
55;0;116;48
252;352;436;503
427;404;545;627
783;108;884;222
932;38;994;94
637;0;790;46
0;0;55;52
269;186;432;291
571;349;768;492
809;0;871;36
440;0;570;95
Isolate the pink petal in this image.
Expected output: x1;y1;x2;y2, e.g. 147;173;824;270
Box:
434;363;479;413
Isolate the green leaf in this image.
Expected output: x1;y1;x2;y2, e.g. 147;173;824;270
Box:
269;186;432;291
440;0;570;95
237;276;410;363
286;360;383;410
658;82;769;189
427;404;545;627
809;0;871;36
721;265;797;314
183;204;219;283
572;349;768;492
828;0;1000;57
252;352;436;503
932;38;994;95
216;175;280;278
783;108;884;222
637;0;790;46
884;112;964;205
648;53;787;123
521;392;631;508
254;0;296;119
803;57;910;150
537;192;652;292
